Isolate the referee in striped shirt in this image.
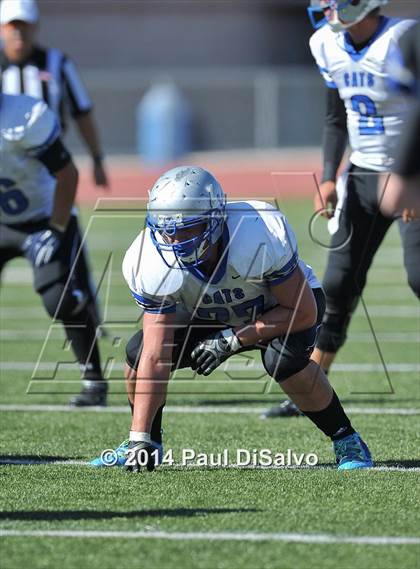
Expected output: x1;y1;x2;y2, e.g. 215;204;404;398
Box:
0;0;108;188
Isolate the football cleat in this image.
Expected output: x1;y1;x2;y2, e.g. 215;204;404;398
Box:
69;381;108;407
90;439;163;468
333;432;373;470
260;400;303;419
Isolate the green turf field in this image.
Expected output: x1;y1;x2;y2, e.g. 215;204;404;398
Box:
1;199;419;569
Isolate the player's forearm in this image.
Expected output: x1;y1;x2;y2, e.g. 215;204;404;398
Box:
131;355;171;434
75;112;104;162
235;297;317;347
50;161;78;230
322;88;348;183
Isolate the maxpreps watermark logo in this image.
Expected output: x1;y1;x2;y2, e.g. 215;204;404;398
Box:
100;447;319;468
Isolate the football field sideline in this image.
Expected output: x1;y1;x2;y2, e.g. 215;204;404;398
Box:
0;457;419;472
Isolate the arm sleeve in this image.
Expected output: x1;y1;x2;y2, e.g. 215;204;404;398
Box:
309;31;348;182
321;87;348;183
62;56;93;118
37;137;72;174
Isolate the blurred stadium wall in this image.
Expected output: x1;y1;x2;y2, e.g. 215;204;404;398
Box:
37;0;419;155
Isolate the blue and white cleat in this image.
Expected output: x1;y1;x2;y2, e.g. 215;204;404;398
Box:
333;432;373;470
90;439;163;468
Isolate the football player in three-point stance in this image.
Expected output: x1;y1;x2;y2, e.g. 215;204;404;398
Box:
264;0;420;418
91;166;373;471
0;93;106;404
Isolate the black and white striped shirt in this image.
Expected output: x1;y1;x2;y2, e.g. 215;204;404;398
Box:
0;45;92;132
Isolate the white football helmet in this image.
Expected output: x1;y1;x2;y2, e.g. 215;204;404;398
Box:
147;166;226;268
308;0;388;32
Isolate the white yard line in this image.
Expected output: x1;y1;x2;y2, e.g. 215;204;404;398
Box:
1;362;419;373
0;404;418;415
0;457;419;473
0;528;418;545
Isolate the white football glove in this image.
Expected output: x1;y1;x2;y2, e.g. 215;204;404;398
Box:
191;328;242;375
23;228;63;267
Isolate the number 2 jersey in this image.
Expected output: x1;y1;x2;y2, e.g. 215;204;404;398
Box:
0;93;62;224
123;200;321;327
309;16;416;171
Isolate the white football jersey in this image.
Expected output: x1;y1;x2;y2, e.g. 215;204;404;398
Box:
123;201;321;327
0;93;60;224
310;17;416;171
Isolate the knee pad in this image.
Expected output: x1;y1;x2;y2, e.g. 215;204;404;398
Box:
125;331;144;370
316;296;359;353
41;283;87;321
262;328;317;383
263;347;310;383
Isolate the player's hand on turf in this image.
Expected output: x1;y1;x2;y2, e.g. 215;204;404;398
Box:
314;180;337;219
23;228;63;267
125;440;159;473
191;329;242;375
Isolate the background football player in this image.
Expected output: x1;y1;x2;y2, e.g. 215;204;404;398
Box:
91;166;373;471
0;93;106;405
264;0;420;419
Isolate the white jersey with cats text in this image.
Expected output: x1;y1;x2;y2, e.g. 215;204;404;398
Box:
123;200;321;327
310;17;415;171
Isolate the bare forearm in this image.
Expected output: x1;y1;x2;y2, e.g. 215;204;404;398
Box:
50;162;78;230
131;358;171;433
75;112;103;158
235;301;315;347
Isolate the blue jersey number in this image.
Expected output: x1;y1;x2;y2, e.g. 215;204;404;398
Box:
0;178;29;216
196;295;265;325
196;307;230;322
351;95;385;135
231;295;265;324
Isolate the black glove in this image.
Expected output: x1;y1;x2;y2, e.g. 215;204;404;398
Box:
191;328;242;376
125;440;160;473
23;227;63;267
